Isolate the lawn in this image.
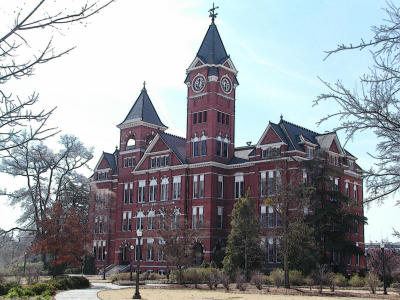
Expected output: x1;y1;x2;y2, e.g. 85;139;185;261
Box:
98;288;388;300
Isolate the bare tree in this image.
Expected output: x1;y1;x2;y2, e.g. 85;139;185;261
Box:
0;0;114;155
0;135;93;237
155;207;201;283
315;2;400;204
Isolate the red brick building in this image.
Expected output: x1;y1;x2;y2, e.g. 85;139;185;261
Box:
89;16;365;275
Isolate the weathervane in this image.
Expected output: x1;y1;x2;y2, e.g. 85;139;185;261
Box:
209;3;219;24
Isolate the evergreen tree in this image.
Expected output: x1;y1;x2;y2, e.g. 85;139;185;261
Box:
304;157;367;273
223;191;263;279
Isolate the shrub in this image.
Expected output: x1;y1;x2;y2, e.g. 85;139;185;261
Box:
304;276;314;290
205;268;219;290
270;269;284;288
335;273;348;287
220;271;230;291
289;270;305;286
0;282;20;296
235;272;247;291
392;282;400;295
349;274;365;287
366;273;380;294
251;271;264;290
184;268;202;288
25;262;43;284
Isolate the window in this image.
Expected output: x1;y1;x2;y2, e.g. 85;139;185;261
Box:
223;141;228;157
353;184;358;201
160;178;169;201
307;147;314;159
126;138;136;150
158;250;165;262
148;211;155;230
217;176;223;198
198;111;202;123
149;179;157;202
123;157;135;168
122;211;132;232
217;206;223;229
217;111;230;125
193;175;198;199
173;176;181;200
349;160;354;170
94;217;98;234
150;155;169;168
226;115;229;125
268;206;274;228
103;216;108;233
124;183;128;204
217;111;221;122
216;140;221;156
199;175;205;198
276;205;282;227
276;239;281;263
267;171;274;196
203;111;207;122
201;138;207;156
347;255;352;266
146;242;154;261
262;148;280;159
356;254;360;266
354;219;359;234
193;140;199;157
136;212;144;230
192;206;203;229
268;238;274;263
172;210;180;229
138;180;145;203
193;113;197;124
276;171;282;194
345;182;350;197
260;206;266;228
97;171;109;181
260;172;267;197
221;113;225;124
302;170;307;184
235;175;244;199
159;211;166;230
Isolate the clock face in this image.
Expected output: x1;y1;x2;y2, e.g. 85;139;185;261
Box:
192;75;205;93
221;76;232;94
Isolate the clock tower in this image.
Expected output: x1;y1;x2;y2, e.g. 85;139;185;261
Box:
184;8;238;164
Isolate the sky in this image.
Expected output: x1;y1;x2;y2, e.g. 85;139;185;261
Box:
0;0;398;243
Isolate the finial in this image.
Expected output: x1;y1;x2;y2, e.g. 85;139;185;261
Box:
209;3;219;24
280;114;283;120
143;81;146;90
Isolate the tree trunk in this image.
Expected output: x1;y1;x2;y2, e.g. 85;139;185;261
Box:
283;207;290;289
244;234;248;281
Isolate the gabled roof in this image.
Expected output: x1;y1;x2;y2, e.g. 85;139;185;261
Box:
103;148;119;174
278;119;319;151
119;87;166;128
158;132;186;164
196;23;229;65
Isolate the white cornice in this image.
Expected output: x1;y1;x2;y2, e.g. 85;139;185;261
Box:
117;120;168;130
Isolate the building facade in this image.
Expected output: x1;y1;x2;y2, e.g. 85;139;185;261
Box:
89;15;366;275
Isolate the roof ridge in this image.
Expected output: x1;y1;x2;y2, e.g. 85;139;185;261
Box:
280;119;319;135
160;131;185;140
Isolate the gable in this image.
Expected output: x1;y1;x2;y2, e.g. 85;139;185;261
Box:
329;140;340;153
195;60;203;67
261;127;282;144
151;138;169;152
96;156;110;170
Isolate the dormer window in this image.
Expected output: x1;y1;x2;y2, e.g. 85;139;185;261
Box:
123;157;135;168
150;155;169;169
307;147;314;159
126;138;136;150
349;160;354;170
262;147;280;159
97;171;109;181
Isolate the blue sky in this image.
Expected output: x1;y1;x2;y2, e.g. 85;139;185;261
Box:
0;0;398;242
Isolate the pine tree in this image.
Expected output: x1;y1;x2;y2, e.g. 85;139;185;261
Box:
304;157;367;273
223;191;263;279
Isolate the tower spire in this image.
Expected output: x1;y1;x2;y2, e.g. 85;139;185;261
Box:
209;3;219;24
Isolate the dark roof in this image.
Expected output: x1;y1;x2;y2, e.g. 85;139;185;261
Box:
120;87;166;128
208;66;219;77
270;122;290;145
158;132;186;163
196;23;229;64
103;150;118;174
228;156;249;165
278;119;319;151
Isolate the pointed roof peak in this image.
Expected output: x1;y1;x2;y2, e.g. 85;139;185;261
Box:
196;22;229;65
119;85;167;128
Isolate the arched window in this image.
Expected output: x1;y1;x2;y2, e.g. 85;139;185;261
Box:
126;138;136;150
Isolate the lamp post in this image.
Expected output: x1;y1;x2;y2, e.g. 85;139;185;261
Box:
130;244;134;282
23;251;27;276
133;228;142;299
103;250;108;280
380;243;387;295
